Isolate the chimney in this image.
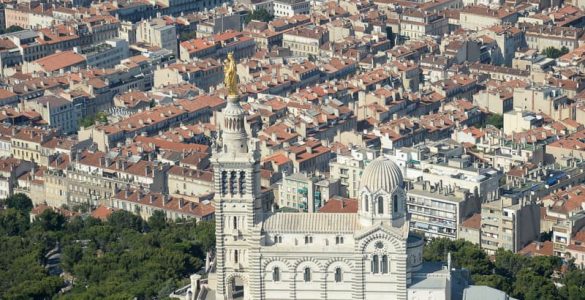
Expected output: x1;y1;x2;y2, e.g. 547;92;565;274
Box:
163;194;170;206
145;165;151;176
179;198;185;209
149;194;155;204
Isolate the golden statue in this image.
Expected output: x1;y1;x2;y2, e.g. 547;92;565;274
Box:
224;52;239;96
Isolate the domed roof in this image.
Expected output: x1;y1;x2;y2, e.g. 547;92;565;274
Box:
360;156;403;193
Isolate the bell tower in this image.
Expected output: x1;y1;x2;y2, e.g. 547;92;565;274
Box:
213;53;263;300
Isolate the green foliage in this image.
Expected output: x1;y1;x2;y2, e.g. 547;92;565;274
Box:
179;31;197;42
0;25;24;35
4;193;33;213
245;8;274;24
0;207;214;299
107;210;145;232
424;238;573;299
148;210;167;231
423;238;492;275
486;113;503;129
79;112;108;128
543;46;570;59
33;209;66;232
0;208;29;236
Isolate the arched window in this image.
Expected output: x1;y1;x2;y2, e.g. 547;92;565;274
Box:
393;195;398;213
239;171;246;195
273;267;280;282
378;196;384;214
274;235;282;243
372;255;379;274
221;171;227;194
233;216;237;230
364;195;369;212
234;250;239;263
229;171;236;194
334;267;343;282
381;255;388;274
305;236;313;244
303;267;311;282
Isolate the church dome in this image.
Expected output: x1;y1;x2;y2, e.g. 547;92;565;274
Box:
360;156;403;193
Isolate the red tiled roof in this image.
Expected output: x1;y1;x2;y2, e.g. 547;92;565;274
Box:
318;197;358;213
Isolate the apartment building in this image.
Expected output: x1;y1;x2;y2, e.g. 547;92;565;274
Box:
179;31;256;61
481;25;525;66
503;109;544;135
277;172;339;212
167;166;213;197
480;195;540;254
22;50;85;75
3;28;80;62
273;0;310;17
11;127;55;162
111;188;215;222
283;26;329;57
153;60;224;91
282;138;331;174
541;185;585;258
459;5;519;31
73;39;129;69
391;143;503;202
400;9;448;40
79;99;215;151
0;157;34;199
473;89;514;115
521;23;584;51
513;85;572;121
407;180;481;240
67;150;170;206
136;19;178;55
23;95;79;134
330;146;377;198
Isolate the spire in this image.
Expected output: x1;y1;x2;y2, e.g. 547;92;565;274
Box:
220;52;248;154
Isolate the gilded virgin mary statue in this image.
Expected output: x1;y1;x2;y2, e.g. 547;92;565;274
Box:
224;52;238;96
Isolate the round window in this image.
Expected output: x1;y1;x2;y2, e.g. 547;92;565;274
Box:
375;241;384;249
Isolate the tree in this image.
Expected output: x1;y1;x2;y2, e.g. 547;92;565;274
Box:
486;113;503;129
33;209;66;232
61;244;83;272
0;25;24;35
179;31;197;42
148;210;167;231
4;193;33;213
96;112;108;124
195;221;216;252
0;207;210;300
0;208;29;236
79;112;108;128
543;46;569;59
245;8;274;24
107;210;145;232
79;116;95;128
513;269;559;300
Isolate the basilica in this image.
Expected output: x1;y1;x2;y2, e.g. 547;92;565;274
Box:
208;54;441;300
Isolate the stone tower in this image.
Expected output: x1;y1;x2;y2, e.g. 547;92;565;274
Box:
212;89;263;299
